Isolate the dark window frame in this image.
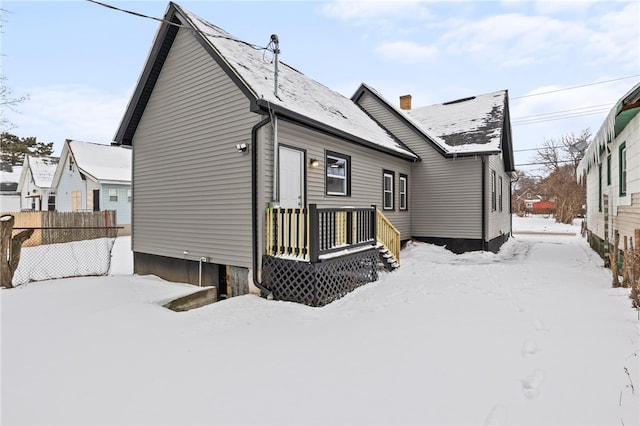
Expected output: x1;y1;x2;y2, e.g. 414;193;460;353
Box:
399;174;408;211
499;176;503;212
490;170;497;212
598;163;603;212
619;142;627;196
383;170;395;211
325;150;351;197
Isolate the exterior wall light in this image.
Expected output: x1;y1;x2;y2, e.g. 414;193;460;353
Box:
309;158;319;168
235;143;248;153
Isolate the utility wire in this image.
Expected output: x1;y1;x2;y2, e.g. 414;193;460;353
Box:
515;159;577;167
512;75;639;99
513;108;611;125
513;103;614;120
85;0;270;51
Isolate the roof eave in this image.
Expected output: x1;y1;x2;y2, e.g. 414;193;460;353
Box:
113;3;258;146
255;99;418;162
352;84;447;158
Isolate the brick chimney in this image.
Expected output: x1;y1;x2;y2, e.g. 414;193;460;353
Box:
399;94;412;110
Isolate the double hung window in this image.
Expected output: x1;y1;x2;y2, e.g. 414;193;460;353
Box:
620;143;627;196
399;174;408;211
325;152;350;196
383;170;394;210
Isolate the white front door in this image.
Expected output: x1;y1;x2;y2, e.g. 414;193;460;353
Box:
279;146;304;208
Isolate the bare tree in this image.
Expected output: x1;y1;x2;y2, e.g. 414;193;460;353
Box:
0;9;29;132
534;129;590;224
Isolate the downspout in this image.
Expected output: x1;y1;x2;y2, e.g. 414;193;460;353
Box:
272;115;278;203
481;155;487;251
252;116;273;297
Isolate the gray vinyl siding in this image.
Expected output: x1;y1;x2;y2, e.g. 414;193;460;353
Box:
265;119;412;240
486;153;512;240
356;92;483;239
132;28;258;267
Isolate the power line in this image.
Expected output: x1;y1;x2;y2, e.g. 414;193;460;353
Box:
513;103;613;120
512;108;611;126
512;75;639;99
85;0;269;51
515;159;577;167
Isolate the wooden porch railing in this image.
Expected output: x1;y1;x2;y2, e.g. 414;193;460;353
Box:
376;209;400;265
266;204;400;265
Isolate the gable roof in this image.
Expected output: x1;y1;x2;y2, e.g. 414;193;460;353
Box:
53;140;131;185
407;91;508;155
353;84;515;172
577;81;640;175
1;163;23;190
114;2;417;161
18;156;58;191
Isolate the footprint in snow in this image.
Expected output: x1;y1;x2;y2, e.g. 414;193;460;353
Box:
484;404;507;425
532;317;549;332
521;338;538;357
521;369;544;399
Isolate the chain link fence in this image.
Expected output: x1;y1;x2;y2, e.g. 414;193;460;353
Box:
11;227;120;286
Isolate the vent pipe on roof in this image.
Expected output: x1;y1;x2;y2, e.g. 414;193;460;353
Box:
400;94;412;110
271;34;280;97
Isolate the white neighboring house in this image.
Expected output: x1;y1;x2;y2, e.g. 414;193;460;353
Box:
17;156;59;211
578;81;640;258
51;139;132;228
0;163;23;212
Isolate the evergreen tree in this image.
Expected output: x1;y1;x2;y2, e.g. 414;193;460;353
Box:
0;132;54;165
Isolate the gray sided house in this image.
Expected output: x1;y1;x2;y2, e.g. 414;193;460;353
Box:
51;139;132;229
353;85;515;253
114;2;515;305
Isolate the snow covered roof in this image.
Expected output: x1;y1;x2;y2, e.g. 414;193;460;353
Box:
0;164;22;185
1;164;22;192
25;156;59;188
115;2;416;160
405;90;507;155
352;83;514;171
67;140;131;184
179;6;417;159
577;81;640;176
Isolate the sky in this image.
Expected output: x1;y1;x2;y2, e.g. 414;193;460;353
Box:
3;216;639;424
1;0;639;177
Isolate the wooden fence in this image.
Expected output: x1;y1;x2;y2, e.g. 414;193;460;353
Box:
2;211;117;246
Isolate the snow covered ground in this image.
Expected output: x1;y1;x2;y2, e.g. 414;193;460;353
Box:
1;215;638;425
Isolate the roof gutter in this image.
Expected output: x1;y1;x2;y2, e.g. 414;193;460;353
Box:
251;116;273;297
255;99;418;162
